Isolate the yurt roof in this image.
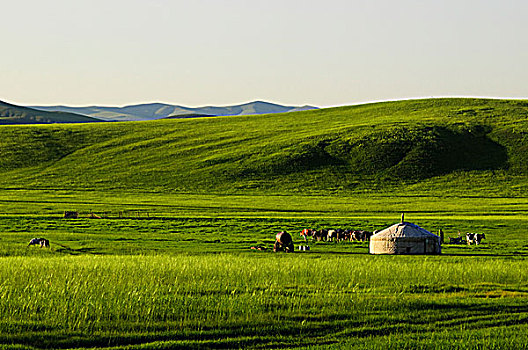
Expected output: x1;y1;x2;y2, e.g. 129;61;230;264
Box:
371;222;439;240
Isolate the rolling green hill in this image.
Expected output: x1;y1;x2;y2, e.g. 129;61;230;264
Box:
0;100;100;124
1;98;528;196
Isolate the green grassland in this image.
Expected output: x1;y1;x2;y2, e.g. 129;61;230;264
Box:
1;98;528;349
1;97;528;195
1;253;527;349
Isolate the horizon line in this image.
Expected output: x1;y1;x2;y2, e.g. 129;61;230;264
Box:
6;95;528;109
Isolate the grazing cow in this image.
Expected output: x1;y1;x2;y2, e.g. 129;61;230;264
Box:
466;233;475;245
475;233;486;245
300;229;312;242
274;231;294;253
27;238;40;247
336;229;348;242
352;230;372;241
327;229;337;242
27;238;50;248
342;229;353;241
313;229;327;241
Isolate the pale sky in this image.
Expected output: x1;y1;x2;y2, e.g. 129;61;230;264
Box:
2;0;527;107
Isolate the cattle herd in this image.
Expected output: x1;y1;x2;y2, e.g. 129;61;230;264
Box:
272;228;372;253
272;228;487;253
300;228;373;242
272;228;373;253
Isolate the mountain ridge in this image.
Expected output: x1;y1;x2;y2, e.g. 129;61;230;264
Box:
0;100;101;125
31;101;319;121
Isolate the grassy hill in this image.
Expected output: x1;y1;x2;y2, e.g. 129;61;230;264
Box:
0;100;100;124
1;98;528;196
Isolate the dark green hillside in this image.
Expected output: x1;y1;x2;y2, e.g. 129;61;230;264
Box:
1;98;528;195
0;100;100;124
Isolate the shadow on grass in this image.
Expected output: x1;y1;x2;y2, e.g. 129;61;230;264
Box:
4;301;528;349
1;327;336;350
53;243;106;255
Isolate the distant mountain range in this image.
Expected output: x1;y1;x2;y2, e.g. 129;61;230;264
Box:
0;100;100;125
31;101;318;122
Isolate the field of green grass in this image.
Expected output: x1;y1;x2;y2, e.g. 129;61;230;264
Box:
1;207;527;349
2;98;528;195
1;98;528;349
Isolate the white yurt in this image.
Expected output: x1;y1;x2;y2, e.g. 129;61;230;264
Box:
369;220;441;255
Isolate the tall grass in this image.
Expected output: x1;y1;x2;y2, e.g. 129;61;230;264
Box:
1;254;526;348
